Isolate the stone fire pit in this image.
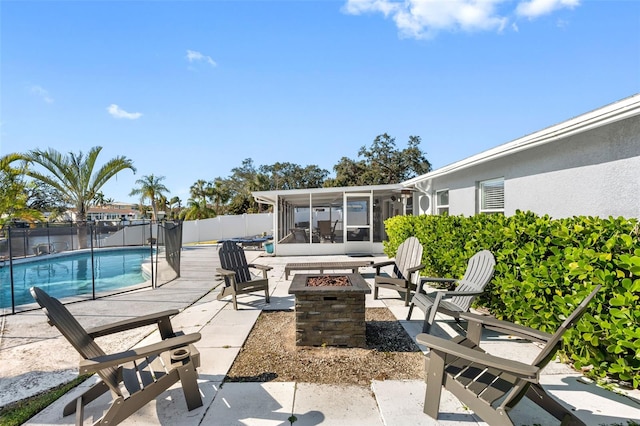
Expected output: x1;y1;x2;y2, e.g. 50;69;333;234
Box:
288;273;371;347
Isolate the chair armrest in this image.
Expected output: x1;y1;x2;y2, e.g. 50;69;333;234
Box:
420;276;458;291
425;290;484;325
460;312;553;344
407;264;425;274
375;276;409;287
406;265;426;290
421;276;457;284
248;263;271;279
79;333;202;374
416;333;539;380
418;276;454;294
87;310;179;339
373;260;396;275
216;268;237;277
247;263;273;271
372;260;395;269
436;290;484;297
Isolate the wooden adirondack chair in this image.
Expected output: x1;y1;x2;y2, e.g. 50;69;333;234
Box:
373;236;425;306
416;285;600;426
30;286;203;426
407;250;495;332
217;240;271;310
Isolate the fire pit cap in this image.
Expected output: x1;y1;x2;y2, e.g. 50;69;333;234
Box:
288;273;371;295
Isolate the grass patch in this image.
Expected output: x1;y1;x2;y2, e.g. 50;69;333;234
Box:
0;375;89;426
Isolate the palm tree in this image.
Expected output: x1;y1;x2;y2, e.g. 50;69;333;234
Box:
157;194;168;219
209;178;230;215
169;196;182;219
189;179;210;203
179;198;216;220
94;191;107;207
129;174;169;221
14;147;135;247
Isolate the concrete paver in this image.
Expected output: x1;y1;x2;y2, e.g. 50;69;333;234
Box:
201;382;296;425
198;308;260;348
537;374;640;425
2;245;640;425
293;383;383;425
373;380;478;426
196;346;240;382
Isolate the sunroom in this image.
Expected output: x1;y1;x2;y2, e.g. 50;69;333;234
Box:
252;184;414;256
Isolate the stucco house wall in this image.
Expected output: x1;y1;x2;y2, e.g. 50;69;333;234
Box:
426;163;501;216
504;116;640;218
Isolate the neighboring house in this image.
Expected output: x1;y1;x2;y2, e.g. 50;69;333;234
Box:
254;94;640;256
63;202;142;223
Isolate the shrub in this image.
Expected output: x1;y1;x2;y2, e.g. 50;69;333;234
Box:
385;211;640;388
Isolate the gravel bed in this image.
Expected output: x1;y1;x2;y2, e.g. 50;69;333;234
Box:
226;308;424;386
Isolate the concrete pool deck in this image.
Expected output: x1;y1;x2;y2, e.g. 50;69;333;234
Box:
1;245;639;425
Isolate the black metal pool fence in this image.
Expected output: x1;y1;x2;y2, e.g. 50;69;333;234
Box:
0;220;183;315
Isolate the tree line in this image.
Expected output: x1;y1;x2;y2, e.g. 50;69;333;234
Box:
0;133;431;226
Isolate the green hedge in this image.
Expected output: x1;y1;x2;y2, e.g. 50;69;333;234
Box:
384;211;640;388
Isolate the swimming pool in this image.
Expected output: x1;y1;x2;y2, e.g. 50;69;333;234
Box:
0;248;152;309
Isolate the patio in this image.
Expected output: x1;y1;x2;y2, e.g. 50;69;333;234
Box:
1;245;639;425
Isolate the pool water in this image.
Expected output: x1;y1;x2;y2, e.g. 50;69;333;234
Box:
0;248;152;309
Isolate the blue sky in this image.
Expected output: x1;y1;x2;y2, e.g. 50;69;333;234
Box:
2;0;639;204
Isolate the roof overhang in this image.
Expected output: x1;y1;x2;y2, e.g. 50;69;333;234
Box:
253;183;403;206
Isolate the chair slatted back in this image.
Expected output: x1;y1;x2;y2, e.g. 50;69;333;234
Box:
502;285;601;408
219;241;251;285
531;285;601;368
30;286;122;395
450;250;496;311
392;237;424;285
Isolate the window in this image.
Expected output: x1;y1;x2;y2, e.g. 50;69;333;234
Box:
436;189;449;214
479;178;504;214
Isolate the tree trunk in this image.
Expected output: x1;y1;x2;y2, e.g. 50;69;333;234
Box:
76;221;89;249
76;208;89;249
152;200;158;222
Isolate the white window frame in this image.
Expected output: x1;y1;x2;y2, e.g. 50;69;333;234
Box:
479;178;504;214
435;189;449;215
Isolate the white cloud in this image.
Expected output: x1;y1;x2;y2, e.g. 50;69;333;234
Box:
343;0;579;39
344;0;508;39
343;0;400;16
30;85;54;103
516;0;579;19
186;49;217;67
107;104;142;120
